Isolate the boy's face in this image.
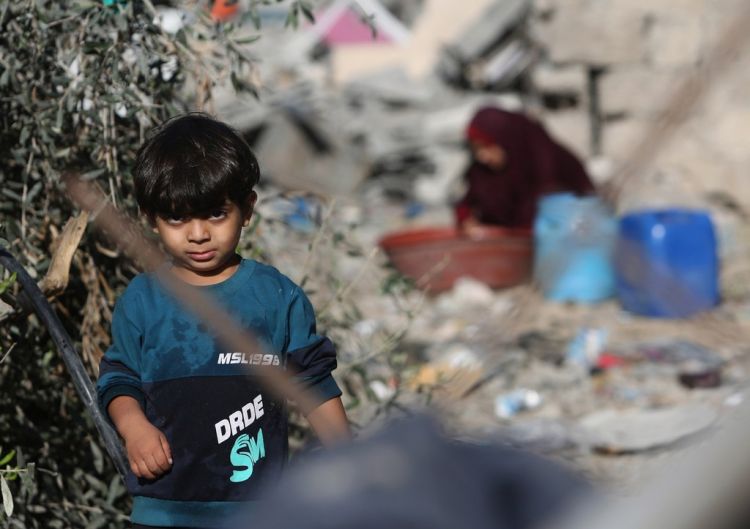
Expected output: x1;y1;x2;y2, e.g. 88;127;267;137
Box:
152;193;256;285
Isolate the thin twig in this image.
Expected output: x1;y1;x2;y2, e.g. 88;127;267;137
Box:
298;198;336;285
0;343;16;364
318;246;379;317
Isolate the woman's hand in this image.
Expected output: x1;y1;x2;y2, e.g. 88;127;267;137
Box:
458;216;486;236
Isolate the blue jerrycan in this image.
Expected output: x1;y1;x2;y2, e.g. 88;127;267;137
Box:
533;193;617;302
615;209;719;318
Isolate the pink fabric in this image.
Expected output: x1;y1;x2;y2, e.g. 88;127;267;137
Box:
455;107;595;229
322;10;393;45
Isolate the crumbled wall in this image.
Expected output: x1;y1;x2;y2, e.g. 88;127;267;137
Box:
530;0;750;210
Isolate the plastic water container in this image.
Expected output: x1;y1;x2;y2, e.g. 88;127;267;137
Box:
533;193;617;302
615;209;719;318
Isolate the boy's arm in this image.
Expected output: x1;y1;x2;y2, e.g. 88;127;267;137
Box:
108;396;173;479
98;289;172;479
285;286;350;445
305;396;351;446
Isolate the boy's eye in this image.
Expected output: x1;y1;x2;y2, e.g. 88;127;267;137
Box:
209;209;227;220
164;215;187;225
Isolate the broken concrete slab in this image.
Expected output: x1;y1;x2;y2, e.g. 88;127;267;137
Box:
532;64;588;98
580;404;717;454
419;93;523;145
254;113;371;196
471;38;538;90
445;0;531;61
536;3;646;65
438;0;535;89
646;14;704;69
344;67;436;106
599;67;684;118
540;110;591;158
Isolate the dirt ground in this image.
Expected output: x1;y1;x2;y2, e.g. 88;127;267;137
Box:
400;286;750;492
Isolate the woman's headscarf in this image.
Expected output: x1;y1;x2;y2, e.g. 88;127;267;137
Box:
455;107;595;229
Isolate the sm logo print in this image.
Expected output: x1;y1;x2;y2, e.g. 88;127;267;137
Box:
229;428;265;483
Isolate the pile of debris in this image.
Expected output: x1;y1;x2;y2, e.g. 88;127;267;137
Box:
210;0;538;205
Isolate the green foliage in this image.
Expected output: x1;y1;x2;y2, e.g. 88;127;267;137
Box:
0;448;38;527
285;0;316;27
0;274;15;296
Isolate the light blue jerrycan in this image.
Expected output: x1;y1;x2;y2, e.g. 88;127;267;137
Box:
533;193;617;302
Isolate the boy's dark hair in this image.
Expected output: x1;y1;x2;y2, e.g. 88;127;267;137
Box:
133;113;260;218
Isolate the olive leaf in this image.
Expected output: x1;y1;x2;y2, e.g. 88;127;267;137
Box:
1;475;13;518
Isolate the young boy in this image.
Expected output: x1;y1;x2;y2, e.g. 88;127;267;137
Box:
96;114;350;529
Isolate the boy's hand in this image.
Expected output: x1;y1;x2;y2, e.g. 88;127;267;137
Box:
122;419;173;480
108;395;173;480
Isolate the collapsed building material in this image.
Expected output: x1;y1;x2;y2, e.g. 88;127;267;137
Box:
254;110;371;196
437;0;536;89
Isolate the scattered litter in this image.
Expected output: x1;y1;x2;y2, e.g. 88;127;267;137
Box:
436;277;496;311
409;343;484;397
153;7;190;34
608;340;725;389
369;380;397;401
495;388;542;419
353;319;381;339
566;327;608;371
632;340;723;367
404;201;426;219
678;363;722;389
594;352;628;370
725;392;744;407
517;331;568;365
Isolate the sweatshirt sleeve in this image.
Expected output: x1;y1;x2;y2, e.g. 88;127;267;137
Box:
96;294;145;419
285;286;342;412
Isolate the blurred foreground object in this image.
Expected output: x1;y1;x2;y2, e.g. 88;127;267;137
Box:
379;226;532;293
233;415;590;529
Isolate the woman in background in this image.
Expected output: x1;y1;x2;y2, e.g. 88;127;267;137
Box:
455;107;595;230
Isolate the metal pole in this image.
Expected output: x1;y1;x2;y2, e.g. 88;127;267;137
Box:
0;247;129;482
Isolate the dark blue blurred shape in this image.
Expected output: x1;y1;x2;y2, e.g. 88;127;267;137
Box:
229;415;590;529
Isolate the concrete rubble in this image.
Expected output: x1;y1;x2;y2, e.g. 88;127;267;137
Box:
225;0;750;491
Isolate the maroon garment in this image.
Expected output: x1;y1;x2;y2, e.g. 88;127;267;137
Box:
455;108;595;229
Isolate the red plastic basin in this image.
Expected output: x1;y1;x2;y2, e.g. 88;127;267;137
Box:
379;226;533;293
